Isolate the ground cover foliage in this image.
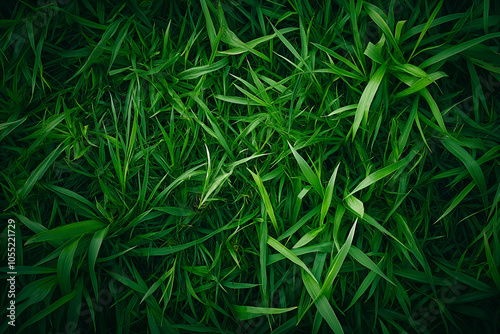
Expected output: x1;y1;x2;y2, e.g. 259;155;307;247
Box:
1;0;500;333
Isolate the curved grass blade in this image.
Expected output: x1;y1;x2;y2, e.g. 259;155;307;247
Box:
288;142;323;195
17;141;68;201
348;147;419;197
249;169;278;233
18;289;77;333
441;137;487;194
25;220;105;244
319;219;357;298
301;270;344;334
420;32;500;69
434;182;475;224
352;61;387;140
349;246;394;285
69;18;123;81
177;58;228;80
267;236;316;282
234;305;297;321
89;226;109;300
57;237;80;296
293;224;326;249
320;163;340;225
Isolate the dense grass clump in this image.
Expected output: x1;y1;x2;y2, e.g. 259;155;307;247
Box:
1;0;500;333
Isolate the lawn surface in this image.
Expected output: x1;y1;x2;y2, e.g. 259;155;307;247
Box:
1;0;500;333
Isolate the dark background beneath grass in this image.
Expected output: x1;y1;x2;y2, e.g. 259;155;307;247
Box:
1;0;500;333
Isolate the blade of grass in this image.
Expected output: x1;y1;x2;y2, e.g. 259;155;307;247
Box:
441;136;487;194
17;141;68;201
288;142;323;195
352;61;388;140
249;169;278;234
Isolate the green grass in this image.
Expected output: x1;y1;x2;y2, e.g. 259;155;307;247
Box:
1;0;500;333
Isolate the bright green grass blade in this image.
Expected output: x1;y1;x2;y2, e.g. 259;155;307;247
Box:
288;142;323;195
395;20;406;45
267;242;333;265
214;95;261;106
249;169;278;233
419;87;447;132
267;236;317;282
348;147;419;196
200;0;216;51
441;137;487;194
312;43;363;76
152;164;205;207
200;170;231;208
344;195;364;218
390;62;432;79
348;246;394;285
319;219;357;297
234;305;297;321
293;224;326;249
160;267;176;308
278;205;321;242
352;61;387;140
193;95;235;160
271;23;307;69
362;213;409;251
221;282;259;289
364;42;384;65
301;269;344;334
393;71;447;99
320;163;340;225
218;26;294;62
316;64;364;81
178;58;228;80
326;104;358;117
394;213;436;293
364;3;403;59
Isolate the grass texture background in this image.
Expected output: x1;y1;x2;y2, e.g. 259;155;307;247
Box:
1;0;500;333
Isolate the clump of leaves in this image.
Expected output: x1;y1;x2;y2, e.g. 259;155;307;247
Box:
1;0;499;333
